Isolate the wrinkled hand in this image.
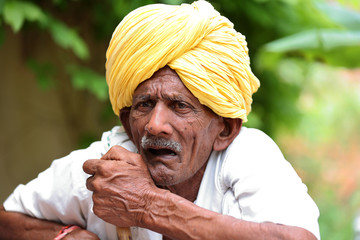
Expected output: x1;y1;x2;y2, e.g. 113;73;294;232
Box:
63;228;100;240
83;146;158;228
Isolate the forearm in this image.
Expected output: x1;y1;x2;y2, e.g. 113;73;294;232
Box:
0;205;100;240
0;205;62;240
142;190;317;240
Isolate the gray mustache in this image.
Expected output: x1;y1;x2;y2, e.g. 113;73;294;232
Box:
141;136;182;153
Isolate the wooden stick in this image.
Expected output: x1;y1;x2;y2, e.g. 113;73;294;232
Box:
116;227;132;240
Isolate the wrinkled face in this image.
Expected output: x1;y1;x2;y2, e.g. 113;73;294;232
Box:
127;67;223;186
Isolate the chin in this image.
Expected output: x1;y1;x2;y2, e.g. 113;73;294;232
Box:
149;169;182;187
146;160;182;186
152;174;178;187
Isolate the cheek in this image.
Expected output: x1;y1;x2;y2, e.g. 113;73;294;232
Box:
129;117;145;144
186;119;220;162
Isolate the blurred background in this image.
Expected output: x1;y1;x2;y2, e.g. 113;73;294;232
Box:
0;0;359;238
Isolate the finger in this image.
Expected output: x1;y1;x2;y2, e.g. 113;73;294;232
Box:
85;175;95;191
101;145;129;161
83;159;100;175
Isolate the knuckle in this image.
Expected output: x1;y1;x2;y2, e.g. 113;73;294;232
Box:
111;145;123;151
86;179;92;191
108;145;123;154
87;177;102;192
103;146;125;160
92;180;102;192
82;160;92;173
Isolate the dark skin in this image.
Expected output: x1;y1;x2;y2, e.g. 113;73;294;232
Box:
0;206;99;239
0;66;317;240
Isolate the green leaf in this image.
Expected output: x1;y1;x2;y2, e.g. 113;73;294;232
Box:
2;1;46;32
264;29;360;51
3;1;23;31
0;0;7;14
316;2;360;30
47;17;89;60
263;29;360;68
67;65;108;101
161;0;184;5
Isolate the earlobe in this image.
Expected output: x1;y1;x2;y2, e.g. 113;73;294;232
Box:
213;118;242;151
119;107;134;141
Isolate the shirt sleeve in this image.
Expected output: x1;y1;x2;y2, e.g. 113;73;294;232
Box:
3;140;106;227
220;128;320;239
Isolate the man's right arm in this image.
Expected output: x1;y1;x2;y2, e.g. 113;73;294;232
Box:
0;205;99;240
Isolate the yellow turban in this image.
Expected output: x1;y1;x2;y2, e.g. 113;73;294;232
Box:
106;0;260;121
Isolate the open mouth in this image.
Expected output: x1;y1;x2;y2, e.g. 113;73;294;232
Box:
148;148;177;156
141;136;182;159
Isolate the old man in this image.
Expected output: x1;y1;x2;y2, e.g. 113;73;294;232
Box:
0;1;319;239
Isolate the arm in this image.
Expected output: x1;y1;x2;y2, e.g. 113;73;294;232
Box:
83;146;317;240
0;140;111;239
0;206;99;240
142;189;317;240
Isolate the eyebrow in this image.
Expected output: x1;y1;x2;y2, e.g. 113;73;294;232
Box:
133;94;185;102
163;95;184;101
133;94;150;101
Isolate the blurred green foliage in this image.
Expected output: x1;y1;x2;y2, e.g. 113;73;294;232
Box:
1;0;359;238
1;0;358;134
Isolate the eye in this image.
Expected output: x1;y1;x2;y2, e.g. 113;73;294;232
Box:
172;101;193;113
134;100;154;110
140;101;152;107
175;102;187;109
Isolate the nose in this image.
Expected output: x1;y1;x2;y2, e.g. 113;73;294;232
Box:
145;103;173;136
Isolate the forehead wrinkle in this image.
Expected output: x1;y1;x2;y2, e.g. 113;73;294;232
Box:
133;94;150;101
141;92;186;103
136;82;188;102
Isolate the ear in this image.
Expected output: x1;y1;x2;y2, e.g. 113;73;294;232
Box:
119;107;134;141
213;118;242;151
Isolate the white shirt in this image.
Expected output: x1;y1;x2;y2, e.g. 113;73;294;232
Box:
4;126;320;239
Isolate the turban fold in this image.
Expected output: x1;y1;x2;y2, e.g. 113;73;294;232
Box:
106;0;260;121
